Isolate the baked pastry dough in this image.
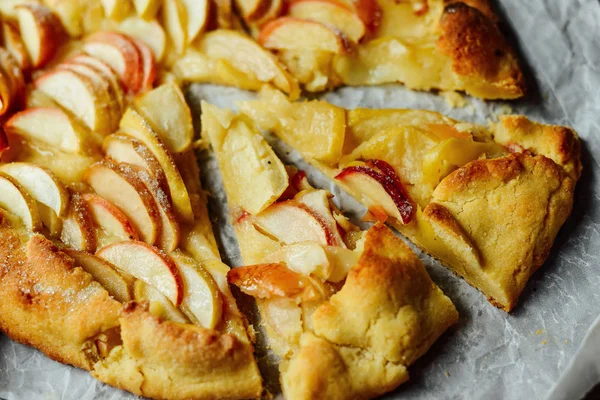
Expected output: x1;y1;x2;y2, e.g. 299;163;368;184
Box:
239;87;581;311
201;102;458;398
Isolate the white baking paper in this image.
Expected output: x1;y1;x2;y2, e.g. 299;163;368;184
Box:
2;1;600;399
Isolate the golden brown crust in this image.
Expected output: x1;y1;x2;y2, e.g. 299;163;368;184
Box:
425;153;575;311
0;230;122;370
280;223;458;398
437;2;525;99
92;302;263;400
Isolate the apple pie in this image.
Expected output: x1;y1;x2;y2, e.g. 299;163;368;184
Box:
238;87;581;311
200;102;459;398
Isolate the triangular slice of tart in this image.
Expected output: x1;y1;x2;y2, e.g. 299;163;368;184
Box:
201;102;458;399
238;87;581;311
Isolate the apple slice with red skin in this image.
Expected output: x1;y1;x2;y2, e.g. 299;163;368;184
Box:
130;38;156;92
295;189;346;247
82;193;140;247
97;240;184;306
288;0;366;42
60;192;97;252
335;161;414;224
15;3;65;68
259;17;349;53
253;200;337;246
68;54;125;112
83;32;143;94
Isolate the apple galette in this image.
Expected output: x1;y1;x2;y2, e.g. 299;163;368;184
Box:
238;87;581;311
201;102;459;399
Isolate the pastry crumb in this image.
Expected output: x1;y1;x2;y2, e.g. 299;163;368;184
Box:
445;371;450;377
535;329;545;335
564;340;569;344
441;91;467;108
493;104;514;117
541;340;547;345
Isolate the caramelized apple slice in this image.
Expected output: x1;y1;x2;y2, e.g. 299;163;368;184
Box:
119;108;194;223
0;172;41;232
133;82;193;153
253;201;336;246
97;241;184;306
60;192;96;252
0;48;25;114
234;0;270;21
85;161;161;245
2;19;31;71
133;280;189;323
118;17;166;62
170;251;223;329
288;0;365;42
259;17;349;53
15;4;65;68
64;249;132;302
335;163;414;224
83;31;143;93
82;193;139;248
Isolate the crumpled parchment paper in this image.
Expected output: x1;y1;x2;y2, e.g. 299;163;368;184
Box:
2;1;600;399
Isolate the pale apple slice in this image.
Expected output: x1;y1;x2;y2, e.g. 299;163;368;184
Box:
24;87;57;109
101;0;132;21
120;163;180;252
335;164;414;224
201;102;288;215
234;0;269;22
253;200;335;246
0;172;42;232
180;0;209;43
133;280;189;323
64;249;132;302
133;0;161;19
259;17;349;53
133;82;193;153
199;30;299;98
61;192;97;252
2;19;31;71
288;0;365;42
0;162;69;221
83;31;143;93
15;4;65;68
118;17;166;62
85;161;162;245
97;240;184;306
162;0;187;54
82;193;140;248
130;38;156;92
119;108;194;222
295;189;345;247
68;54;125;113
5;107;92;154
35;68;116;134
170;251;222;328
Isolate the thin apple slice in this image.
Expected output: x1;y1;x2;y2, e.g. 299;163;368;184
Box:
0;126;9;156
35;68;116;134
0;66;14;117
201;102;288;215
0;48;25;114
60;191;96;251
180;0;209;43
162;0;187;54
69;54;126;113
5;107;93;154
133;280;189;323
234;0;269;22
15;4;65;68
199;30;299;98
101;0;132;21
170;251;223;328
288;0;365;42
85;161;162;245
97;240;184;306
259;17;349;53
2;19;31;71
295;189;345;247
118;17;166;62
253;200;335;246
133;0;161;20
133;82;193;153
335;164;414;224
130;38;156;92
82;193;140;248
64;249;132;302
0;172;41;232
0;162;69;221
119;108;194;222
120;163;180;252
83;31;143;94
